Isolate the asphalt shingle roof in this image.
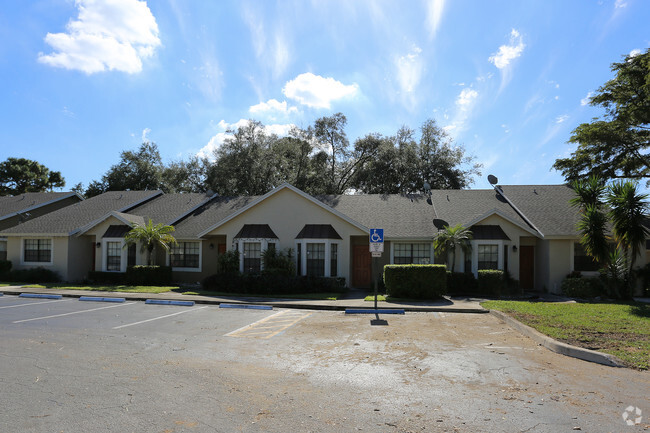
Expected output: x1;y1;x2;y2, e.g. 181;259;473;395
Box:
0;191;161;236
0;192;80;221
0;184;581;240
127;193;217;226
172;196;259;238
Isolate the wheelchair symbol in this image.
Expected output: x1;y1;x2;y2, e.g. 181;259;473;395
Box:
370;229;383;243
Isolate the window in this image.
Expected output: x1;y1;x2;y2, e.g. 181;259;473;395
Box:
24;239;51;263
574;242;599;272
243;242;261;273
503;245;509;273
0;241;6;261
477;244;498;270
106;241;121;271
307;243;325;277
170;242;200;268
330;243;338;277
394;243;431;264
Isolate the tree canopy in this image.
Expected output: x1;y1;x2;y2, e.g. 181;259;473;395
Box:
0;157;65;195
553;48;650;183
77;113;481;197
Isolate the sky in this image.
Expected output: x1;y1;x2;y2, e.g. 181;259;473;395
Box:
1;0;649;192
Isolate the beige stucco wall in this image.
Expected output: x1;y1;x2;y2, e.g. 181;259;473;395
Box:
7;236;71;281
535;239;572;294
204;187;367;285
459;215;537;280
67;235;94;282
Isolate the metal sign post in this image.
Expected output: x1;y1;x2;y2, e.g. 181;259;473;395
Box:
369;229;384;310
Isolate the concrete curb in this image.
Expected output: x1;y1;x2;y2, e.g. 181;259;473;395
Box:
489;309;626;368
0;287;487;313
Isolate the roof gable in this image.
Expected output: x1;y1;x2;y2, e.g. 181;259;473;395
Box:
0;192;82;222
196;183;368;238
0;190;162;236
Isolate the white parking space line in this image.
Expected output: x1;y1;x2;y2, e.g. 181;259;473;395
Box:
112;306;209;329
0;299;74;310
12;302;137;323
225;310;311;339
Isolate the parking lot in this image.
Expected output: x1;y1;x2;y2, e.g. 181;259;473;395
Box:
0;293;648;432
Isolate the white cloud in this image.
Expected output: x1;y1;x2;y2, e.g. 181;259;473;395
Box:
395;45;423;94
425;0;446;39
249;99;298;116
580;91;593;106
444;87;479;134
38;0;160;74
489;29;525;69
457;88;478;108
243;6;290;79
283;73;359;109
198;119;295;159
629;48;642;57
141;127;151;142
555;114;569;124
615;0;627;8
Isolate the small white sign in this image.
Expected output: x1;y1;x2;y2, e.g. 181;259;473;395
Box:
370;242;384;253
371;251;382;257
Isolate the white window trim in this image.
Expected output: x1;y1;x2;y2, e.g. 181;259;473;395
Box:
102;238;128;273
21;237;54;266
570;241;599;277
167;240;203;273
234;238;276;273
295;238;341;277
390;241;434;265
471;240;509;277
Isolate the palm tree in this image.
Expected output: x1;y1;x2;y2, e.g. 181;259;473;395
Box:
571;177;610;265
606;181;649;297
124;219;178;266
433;224;472;272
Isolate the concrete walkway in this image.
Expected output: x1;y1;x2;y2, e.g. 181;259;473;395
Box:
0;285;487;313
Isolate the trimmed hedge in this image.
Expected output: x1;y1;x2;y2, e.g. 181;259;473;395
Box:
477;270;506;296
561;277;605;299
126;265;172;285
446;271;478;296
201;272;347;295
87;266;172;285
2;266;61;283
0;260;12;274
383;264;447;299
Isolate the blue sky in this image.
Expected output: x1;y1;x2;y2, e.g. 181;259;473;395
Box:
1;0;649;192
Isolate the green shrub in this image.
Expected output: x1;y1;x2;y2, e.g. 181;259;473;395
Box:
126;265;172;285
262;248;295;277
477;270;506;297
87;271;125;284
201;272;346;295
383;264;447;299
446;271;478;296
0;260;12;275
217;250;240;274
561;277;605;298
6;267;61;283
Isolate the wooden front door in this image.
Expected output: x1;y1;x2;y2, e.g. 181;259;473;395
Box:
352;245;372;288
519;246;534;290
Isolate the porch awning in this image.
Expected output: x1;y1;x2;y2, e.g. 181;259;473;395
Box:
102;225;131;238
470;225;510;240
295;224;342;239
234;224;278;239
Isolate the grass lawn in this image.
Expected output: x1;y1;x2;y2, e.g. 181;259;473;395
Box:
482;300;650;370
175;288;341;300
14;283;340;300
21;283;177;294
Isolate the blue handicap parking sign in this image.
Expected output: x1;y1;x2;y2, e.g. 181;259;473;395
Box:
370;228;384;243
